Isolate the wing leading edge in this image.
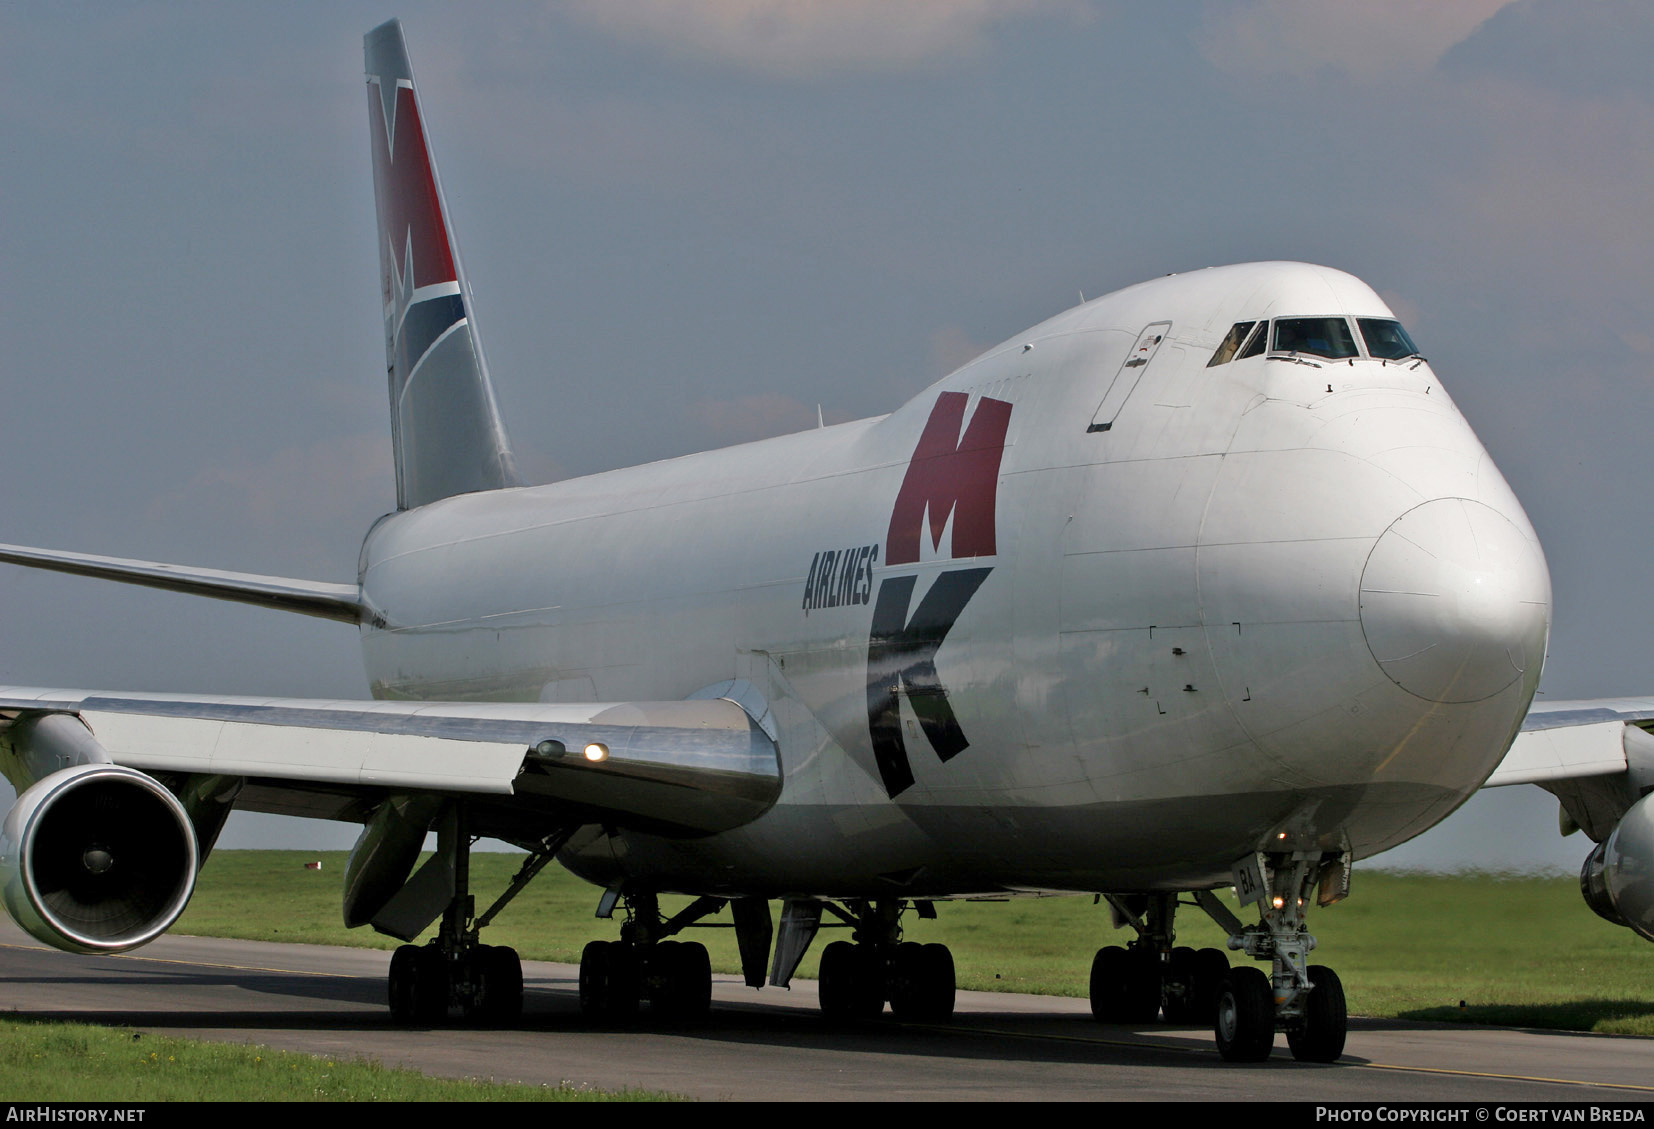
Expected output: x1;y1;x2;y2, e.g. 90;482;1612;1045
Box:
1484;697;1654;789
0;688;779;955
0;688;781;836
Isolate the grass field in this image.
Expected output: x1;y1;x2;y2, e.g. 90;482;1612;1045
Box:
0;1017;676;1102
174;851;1654;1036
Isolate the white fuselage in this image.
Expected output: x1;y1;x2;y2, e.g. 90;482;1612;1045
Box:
356;263;1550;897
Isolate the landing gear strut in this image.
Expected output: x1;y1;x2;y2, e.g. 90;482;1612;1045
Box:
1087;894;1228;1025
1200;851;1350;1063
578;890;717;1021
385;812;566;1026
816;899;955;1022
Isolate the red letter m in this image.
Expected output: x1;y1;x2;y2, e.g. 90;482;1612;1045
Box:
885;392;1013;566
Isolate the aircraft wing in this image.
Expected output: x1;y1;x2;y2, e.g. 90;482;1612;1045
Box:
1483;697;1654;788
0;543;371;625
1479;698;1654;942
1480;696;1654;878
0;687;781;838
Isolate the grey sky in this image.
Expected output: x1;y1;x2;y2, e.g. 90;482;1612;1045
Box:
1;2;1650;873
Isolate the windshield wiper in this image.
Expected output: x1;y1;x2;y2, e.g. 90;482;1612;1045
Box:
1268;352;1323;368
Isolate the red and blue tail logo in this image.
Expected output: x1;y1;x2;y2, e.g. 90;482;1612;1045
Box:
364;20;518;510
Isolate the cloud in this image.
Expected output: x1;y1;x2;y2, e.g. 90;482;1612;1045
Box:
1198;0;1516;81
1442;1;1654;99
562;0;1088;79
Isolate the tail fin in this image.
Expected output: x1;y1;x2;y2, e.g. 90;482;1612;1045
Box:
364;20;520;510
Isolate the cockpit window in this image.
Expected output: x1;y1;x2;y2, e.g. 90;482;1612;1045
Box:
1207;321;1258;367
1272;316;1358;359
1358;318;1422;361
1209;316;1417;366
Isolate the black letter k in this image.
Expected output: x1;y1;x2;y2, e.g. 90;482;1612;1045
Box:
865;567;991;798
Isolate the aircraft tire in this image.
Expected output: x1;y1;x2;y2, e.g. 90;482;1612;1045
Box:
578;940;607;1017
887;942;923;1020
476;944;523;1025
580;940;639;1019
646;940;681;1014
920;942;956;1021
607;941;641;1018
889;942;954;1022
819;940;881;1020
388;944;420;1024
1161;946;1199;1023
1089;946;1126;1021
1189;948;1231;1024
1126;946;1161;1022
413;944;449;1023
1286;965;1347;1063
667;941;712;1020
1215;966;1275;1062
1090;945;1160;1023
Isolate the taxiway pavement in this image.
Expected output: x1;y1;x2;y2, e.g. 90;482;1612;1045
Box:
2;921;1649;1102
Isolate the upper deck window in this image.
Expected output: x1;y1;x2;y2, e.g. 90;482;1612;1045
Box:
1358;318;1422;361
1272;316;1358;360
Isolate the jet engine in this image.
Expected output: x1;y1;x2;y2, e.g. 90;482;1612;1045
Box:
1579;791;1654;942
1;763;198;954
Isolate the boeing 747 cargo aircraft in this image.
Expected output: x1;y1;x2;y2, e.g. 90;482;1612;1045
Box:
3;20;1644;1065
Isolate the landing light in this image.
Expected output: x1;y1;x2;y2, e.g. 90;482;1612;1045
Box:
584;742;610;763
1271;895;1285;910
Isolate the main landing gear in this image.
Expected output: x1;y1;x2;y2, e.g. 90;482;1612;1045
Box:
1087;894;1230;1026
386;815;567;1026
388;938;522;1026
578;890;716;1021
1089;851;1350;1064
817;899;956;1022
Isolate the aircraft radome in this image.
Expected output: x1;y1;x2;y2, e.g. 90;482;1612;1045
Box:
0;19;1645;1066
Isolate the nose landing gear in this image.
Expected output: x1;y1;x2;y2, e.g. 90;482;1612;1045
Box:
1204;851;1350;1063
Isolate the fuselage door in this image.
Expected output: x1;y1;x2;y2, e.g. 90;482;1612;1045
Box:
1087;321;1171;433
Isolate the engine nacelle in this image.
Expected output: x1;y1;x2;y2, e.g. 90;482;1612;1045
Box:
1580;790;1654;941
1;764;198;954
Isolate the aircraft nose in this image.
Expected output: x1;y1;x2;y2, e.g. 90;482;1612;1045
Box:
1358;497;1550;704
